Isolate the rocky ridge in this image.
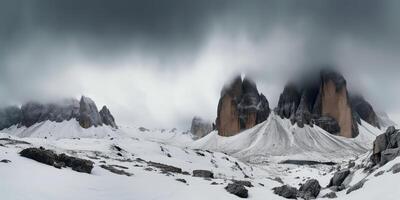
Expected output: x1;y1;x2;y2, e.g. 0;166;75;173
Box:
0;96;117;130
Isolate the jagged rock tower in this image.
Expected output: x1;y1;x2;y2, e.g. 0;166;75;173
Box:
276;69;379;138
216;76;270;137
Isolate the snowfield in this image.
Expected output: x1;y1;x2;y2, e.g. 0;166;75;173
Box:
0;116;398;200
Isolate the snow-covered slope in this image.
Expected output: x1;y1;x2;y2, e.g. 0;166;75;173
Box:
192;113;381;163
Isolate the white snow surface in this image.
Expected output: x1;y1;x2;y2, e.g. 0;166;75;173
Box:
192;113;381;163
0;115;397;200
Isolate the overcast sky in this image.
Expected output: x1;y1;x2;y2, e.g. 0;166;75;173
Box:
1;0;400;129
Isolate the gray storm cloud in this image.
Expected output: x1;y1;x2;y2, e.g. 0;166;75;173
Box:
1;0;400;128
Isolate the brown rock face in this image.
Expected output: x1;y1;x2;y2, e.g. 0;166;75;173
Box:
275;69;360;138
319;77;355;138
216;76;270;137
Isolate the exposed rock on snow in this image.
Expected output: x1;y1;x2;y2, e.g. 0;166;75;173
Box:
216;76;270;136
100;164;133;176
389;163;400;174
322;192;337;198
275;69;363;138
193;169;214;178
20;147;94;173
0;97;118;131
371;126;400;165
327;169;350;189
350;95;380;128
99;106;117;128
272;185;298;199
190;117;213;139
225;183;248;198
79;96;103;128
148;161;183;174
299;179;321;199
346;179;366;194
232;180;253;187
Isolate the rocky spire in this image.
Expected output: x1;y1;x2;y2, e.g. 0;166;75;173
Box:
78;96;103;128
216;75;270;136
99;106;117;129
275;69;361;138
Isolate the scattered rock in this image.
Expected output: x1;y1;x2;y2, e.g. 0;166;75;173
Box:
0;159;11;163
138;127;149;132
374;171;385;177
225;183;248;198
327;169;350;188
272;185;298;199
100;165;132;176
232;180;253;187
20;147;94;173
193;170;214;178
148;161;182;174
176;178;187;184
322;192;337;198
389;163;400;174
299;179;321;199
346;179;367;194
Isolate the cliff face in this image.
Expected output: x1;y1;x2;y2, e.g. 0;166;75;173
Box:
318;71;357;138
190;117;213;139
0;96;118;130
216;76;270;137
276;69;362;138
350;95;380;128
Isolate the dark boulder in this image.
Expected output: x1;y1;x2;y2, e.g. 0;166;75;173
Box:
322;192;337;198
346;179;366;194
225;183;248;198
371;126;400;165
272;185;298;199
327;169;350;188
0;159;11;163
20;147;57;166
390;163;400;174
20;147;94;173
232;180;253;187
299;179;321;199
99;106;118;128
100;164;132;176
78;96;103;128
148;161;182;174
192;170;214;178
58;153;94;173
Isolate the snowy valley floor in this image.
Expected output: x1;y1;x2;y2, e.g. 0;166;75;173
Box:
0;119;399;200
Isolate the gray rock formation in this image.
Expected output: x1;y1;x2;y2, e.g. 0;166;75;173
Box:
190;117;213;139
327;169;351;188
0;106;22;130
216;76;270;136
272;185;298;199
99;106;117;128
298;179;321;199
276;69;361;138
350;95;380;128
78;96;103;128
192;169;214;178
0;96;117;130
371;126;400;165
225;183;248;198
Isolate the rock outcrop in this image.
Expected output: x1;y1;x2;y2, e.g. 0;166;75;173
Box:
99;106;117;129
216;76;270;136
276;69;361;138
370;126;400;166
190;117;213;139
79;96;103;128
350;95;380;128
0;106;22;130
0;96;117;130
